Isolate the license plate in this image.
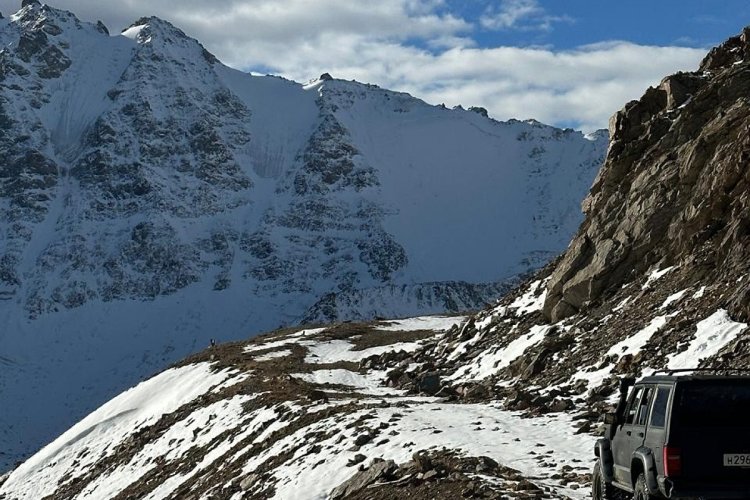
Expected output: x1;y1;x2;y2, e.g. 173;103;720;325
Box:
724;454;750;467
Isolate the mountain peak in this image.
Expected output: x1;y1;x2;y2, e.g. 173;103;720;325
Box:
122;16;185;42
700;25;750;71
121;16;218;62
10;1;105;37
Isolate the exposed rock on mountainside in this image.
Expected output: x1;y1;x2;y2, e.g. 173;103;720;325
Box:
301;279;520;324
0;3;606;470
544;28;750;323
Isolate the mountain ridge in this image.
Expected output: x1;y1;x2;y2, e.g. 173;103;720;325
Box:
0;3;606;470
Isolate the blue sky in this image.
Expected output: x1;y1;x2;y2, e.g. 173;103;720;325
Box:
2;0;747;130
461;1;750;50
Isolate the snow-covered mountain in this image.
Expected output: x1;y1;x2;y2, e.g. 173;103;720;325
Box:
0;2;607;471
3;22;749;500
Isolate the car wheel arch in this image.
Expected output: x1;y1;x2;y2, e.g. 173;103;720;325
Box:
632;448;659;494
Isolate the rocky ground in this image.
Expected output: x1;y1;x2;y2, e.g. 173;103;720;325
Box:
0;315;599;500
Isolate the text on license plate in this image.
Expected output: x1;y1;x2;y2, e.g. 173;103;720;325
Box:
724;454;750;466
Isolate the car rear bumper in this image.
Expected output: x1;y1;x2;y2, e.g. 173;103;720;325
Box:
660;477;750;499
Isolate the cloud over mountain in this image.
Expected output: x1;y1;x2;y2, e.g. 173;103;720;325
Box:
0;0;706;130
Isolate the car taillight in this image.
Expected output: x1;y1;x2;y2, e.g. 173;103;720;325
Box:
664;445;682;477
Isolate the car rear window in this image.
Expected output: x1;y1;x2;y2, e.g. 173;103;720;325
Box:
675;381;750;427
649;386;671;428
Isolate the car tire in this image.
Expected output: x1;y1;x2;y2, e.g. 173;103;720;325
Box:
592;459;623;500
633;473;652;500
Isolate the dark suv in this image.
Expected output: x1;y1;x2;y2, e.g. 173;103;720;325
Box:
592;370;750;500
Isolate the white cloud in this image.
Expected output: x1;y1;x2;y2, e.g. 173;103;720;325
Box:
232;38;705;132
0;0;708;131
480;0;572;32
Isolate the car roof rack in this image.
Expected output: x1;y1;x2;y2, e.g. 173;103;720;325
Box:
652;368;750;376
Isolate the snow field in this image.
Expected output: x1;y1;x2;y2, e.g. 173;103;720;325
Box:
8;304;745;500
303;339;425;364
446;280;549;366
292;369;403;396
605;315;672;358
234;403;592;500
376;315;466;332
77;394;256;499
0;363;238;499
138;402;304;500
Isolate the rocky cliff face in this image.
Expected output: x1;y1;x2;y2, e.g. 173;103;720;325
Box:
543;28;750;323
0;3;606;471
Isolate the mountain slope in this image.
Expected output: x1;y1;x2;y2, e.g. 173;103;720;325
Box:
3;23;749;500
0;3;606;470
0;318;594;500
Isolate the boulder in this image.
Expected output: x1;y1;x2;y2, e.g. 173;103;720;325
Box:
239;473;259;491
412;451;433;472
353;433;372;447
330;459;397;499
549;398;575;412
417;372;441;395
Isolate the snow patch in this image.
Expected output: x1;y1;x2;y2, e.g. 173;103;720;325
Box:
376;315;465;332
120;24;146;40
76;394;256;499
642;266;676;290
606;315;672;358
508;280;548;316
304;339;423;364
667;310;748;370
243;403;592;500
449;324;551;382
255;349;293;362
613;296;631;312
660;289;689;310
292;369;400;395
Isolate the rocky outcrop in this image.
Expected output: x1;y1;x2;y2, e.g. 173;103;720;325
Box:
544;26;750;322
330;459;398;499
